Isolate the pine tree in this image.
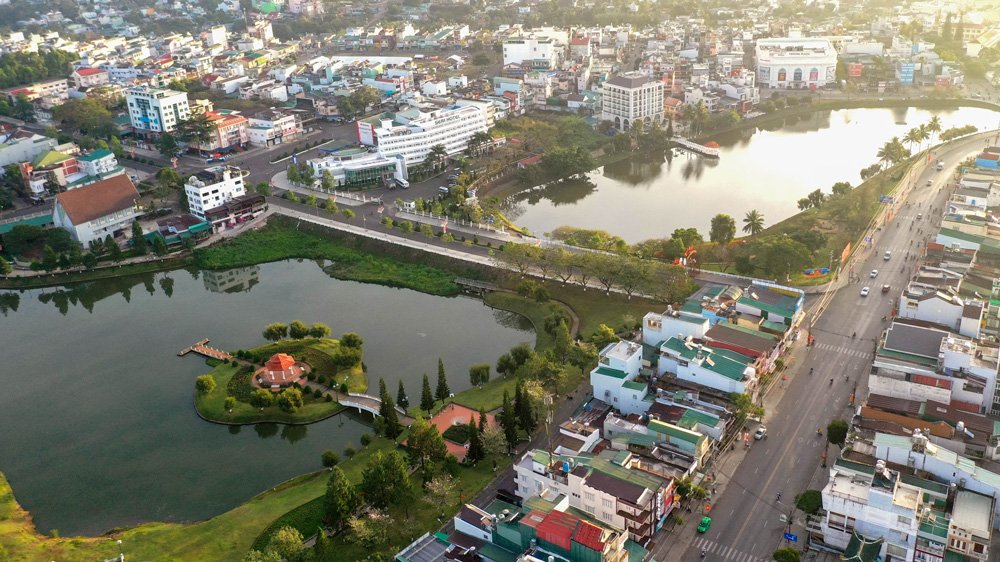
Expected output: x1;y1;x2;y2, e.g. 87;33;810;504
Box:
666;117;674;139
435;357;450;402
378;377;401;438
131;221;147;255
313;526;332;560
514;378;536;433
467;413;485;463
396;380;409;410
420;373;434;413
478;406;487;435
106;235;123;262
500;390;518;453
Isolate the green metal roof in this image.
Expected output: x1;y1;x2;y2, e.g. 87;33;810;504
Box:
937;227;984;245
0;214;52;234
877;346;939;367
736;296;794;319
594;366;628;379
841;530;883;562
622;380;647;391
612;433;656;448
660;338;751;381
76;148;113;162
31;150;72;168
761;320;787;332
648;419;705;445
677;409;720;429
680;299;703;314
612;450;631;465
716;321;778;340
533;450;551;465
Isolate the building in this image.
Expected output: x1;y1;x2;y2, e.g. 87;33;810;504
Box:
184;165;246;220
357;103;490;166
502;35;560;70
245;108;301;147
19;149;78;195
71;67;110;90
754;38;838;89
307;148;406;188
126;86;191;134
657;337;758;396
191;110;249;154
52;174;140;246
75;148;122;179
600;72;665;132
256;353;309;389
0;127;57;168
820;455;994;562
203;193;266;232
2;78;69;104
590;340;650;416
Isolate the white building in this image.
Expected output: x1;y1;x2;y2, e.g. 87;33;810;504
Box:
754;38;838;89
71;67;110;89
589;340;650;416
74;148;122;181
245;109;300;147
357;103;490;166
502;35;561;69
600;72;665;132
0;128;56;168
307;149;406;188
184;166;246;220
657;337;757;396
53;175;140;246
642;307;709;346
897;288;982;338
126;86;191;134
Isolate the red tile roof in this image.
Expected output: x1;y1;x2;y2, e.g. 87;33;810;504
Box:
74;67;106;76
55;175;139;225
572;520;605;552
266;353;296;371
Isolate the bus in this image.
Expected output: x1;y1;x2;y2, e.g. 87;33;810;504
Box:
393;177;409;189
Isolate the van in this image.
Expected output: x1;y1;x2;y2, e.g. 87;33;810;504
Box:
936;161;944;171
439;186;451;195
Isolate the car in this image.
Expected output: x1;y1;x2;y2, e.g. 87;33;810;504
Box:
882;284;891;293
884;251;891;260
861;286;870;297
927;179;933;186
754;425;767;440
917;213;923;220
698;517;712;533
870;269;878;278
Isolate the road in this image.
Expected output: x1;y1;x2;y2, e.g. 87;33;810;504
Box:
663;131;993;562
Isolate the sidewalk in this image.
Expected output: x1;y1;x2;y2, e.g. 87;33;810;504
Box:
270;171;372;207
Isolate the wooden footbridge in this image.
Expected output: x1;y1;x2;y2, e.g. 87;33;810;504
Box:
178;339;233;361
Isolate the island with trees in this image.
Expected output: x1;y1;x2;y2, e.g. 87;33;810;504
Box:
193;322;367;425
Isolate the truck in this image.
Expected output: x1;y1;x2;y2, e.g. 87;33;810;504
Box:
936;160;944;171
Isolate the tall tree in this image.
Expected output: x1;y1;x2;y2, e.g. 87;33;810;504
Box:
514;378;536;433
435;358;450;402
742;209;765;235
378;377;401;438
288;320;309;339
709;214;736;245
324;466;360;531
407;414;447;468
262;322;288;341
500;390;518;453
396;380;409;410
469;363;490;388
420;373;434;413
155;132;180;157
467;413;485;463
106;236;123;263
130;221;147;255
360;450;411;509
309;322;331;338
926;115;942;144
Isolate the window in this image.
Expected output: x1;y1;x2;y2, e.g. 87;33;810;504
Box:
793;68;802;82
897;515;912;527
603;498;613;508
886;544;907;558
602;512;613;522
585;491;595;501
521;475;527;482
585;505;595;514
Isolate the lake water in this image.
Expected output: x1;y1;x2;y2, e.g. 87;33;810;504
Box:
0;260;532;536
502;106;1000;242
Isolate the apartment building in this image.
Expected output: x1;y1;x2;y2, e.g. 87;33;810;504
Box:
2;78;69;104
126;86;191;134
357;103;490;166
184;165;246;220
502;35;561;70
600;72;665;132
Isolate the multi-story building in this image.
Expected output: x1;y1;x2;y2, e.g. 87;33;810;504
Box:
126;86;191;134
190;110;249;153
590;340;650;416
513;448;674;545
245;108;301;147
0;127;56;168
755;37;838;89
53;175;141;246
357;103;490;166
502;35;561;70
307;148;406;188
184;166;246;220
71;67;110;89
2;78;69;104
600;72;665;132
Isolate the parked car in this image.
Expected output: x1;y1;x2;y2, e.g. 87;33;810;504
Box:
754;425;767;440
861;286;870;297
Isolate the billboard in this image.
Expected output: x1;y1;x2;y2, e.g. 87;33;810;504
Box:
841;242;852;264
899;62;915;85
848;63;863;78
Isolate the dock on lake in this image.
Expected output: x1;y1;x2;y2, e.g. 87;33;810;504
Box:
178;339;233;361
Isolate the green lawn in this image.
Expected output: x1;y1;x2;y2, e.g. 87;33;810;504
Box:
541;282;661;339
193;217;461;296
483;292;553;349
194;362;344;425
249;339;367;393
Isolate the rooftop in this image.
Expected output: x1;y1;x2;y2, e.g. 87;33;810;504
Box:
55;175;138;225
952;490;993;538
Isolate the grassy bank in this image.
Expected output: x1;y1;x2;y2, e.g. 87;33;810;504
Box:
194;362;345;425
193;216;488;296
250;338;367;394
483;291;561;350
0;256;192;290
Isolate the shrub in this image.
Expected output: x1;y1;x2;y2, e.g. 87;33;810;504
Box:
344;442;356;458
307;373;316;381
304;385;312;394
196;374;217;394
325;394;333;402
340;382;348;393
313;388;323;398
360;433;372;447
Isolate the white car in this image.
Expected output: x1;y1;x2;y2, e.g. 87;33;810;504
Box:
870;269;879;278
884;251;891;261
861;286;870;297
755;425;767;440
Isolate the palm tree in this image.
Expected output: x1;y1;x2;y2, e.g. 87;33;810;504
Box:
926;115;942;144
903;128;921;153
428;144;447;171
467;131;492;156
630;119;645;145
742;210;765;235
916;124;930;150
876;142;893;169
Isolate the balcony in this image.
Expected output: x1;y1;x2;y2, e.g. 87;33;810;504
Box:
617;507;652;523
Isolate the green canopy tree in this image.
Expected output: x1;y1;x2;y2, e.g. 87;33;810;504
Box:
324;465;360;530
407;414;447;468
262;323;288;341
709;214;736;245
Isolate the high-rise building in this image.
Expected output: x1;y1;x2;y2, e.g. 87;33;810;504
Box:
125;86;191;134
600;72;665;132
357;103;490;166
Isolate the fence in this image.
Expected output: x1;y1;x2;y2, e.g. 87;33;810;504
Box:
396;208;508;236
0;210;50;226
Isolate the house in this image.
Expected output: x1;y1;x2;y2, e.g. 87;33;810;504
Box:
256;353;309;389
71;67;110;89
52;174;140;246
657;337;757;396
589;340;650;416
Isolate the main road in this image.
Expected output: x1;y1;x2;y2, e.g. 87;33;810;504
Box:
661;130;995;562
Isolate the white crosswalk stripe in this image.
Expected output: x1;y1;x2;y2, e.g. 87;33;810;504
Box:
693;538;763;561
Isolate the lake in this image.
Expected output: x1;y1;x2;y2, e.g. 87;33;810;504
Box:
0;260;532;536
502;106;1000;242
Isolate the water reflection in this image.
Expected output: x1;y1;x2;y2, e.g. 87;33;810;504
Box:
280;424;308;443
202;266;260;293
255;422;279;439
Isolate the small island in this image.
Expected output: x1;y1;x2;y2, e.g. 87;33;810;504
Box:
193;321;367;425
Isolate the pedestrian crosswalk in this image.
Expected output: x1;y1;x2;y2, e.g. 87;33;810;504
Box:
692;537;768;562
813;343;870;358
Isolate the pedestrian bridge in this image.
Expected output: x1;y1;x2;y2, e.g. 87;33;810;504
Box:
340;392;414;424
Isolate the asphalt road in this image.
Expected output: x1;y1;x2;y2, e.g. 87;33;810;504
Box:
667;131;992;562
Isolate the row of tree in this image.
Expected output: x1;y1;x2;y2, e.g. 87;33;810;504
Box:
260;321;351;342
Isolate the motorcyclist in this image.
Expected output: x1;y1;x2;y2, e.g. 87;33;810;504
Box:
852;332;856;339
809;367;814;375
829;378;834;385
